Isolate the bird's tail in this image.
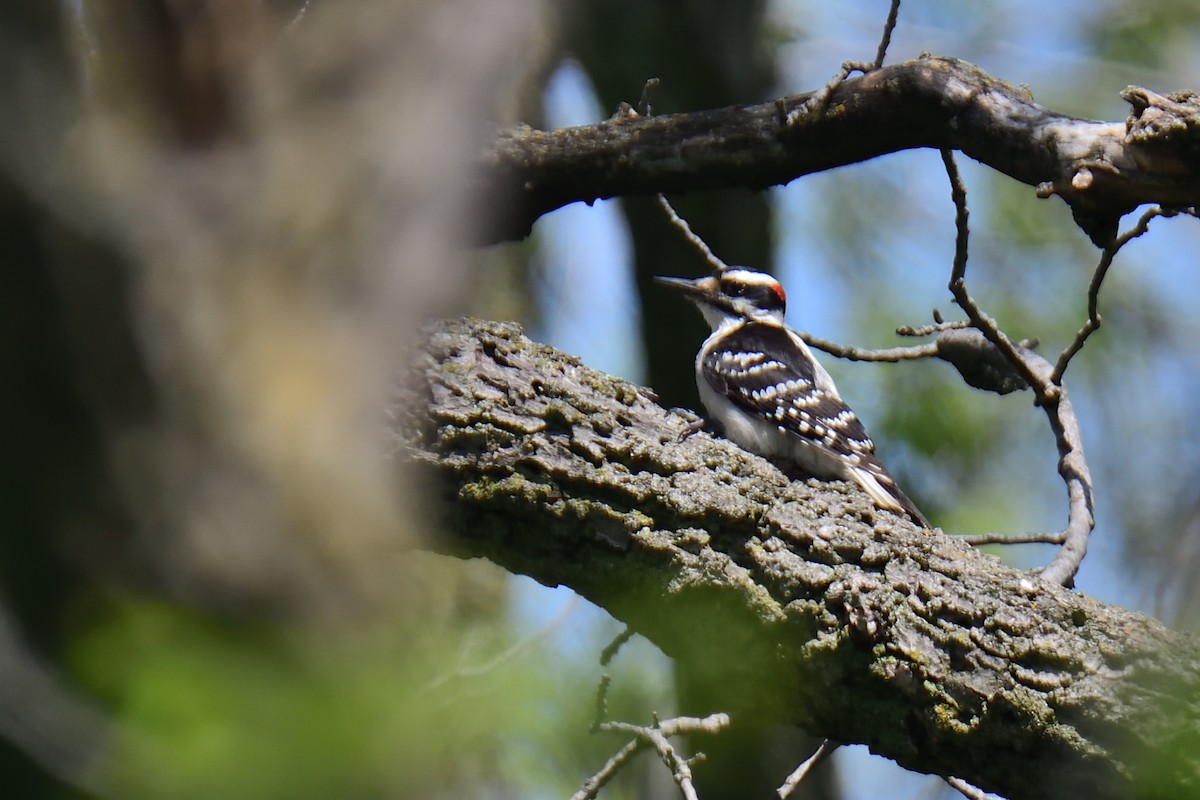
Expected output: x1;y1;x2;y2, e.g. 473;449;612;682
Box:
849;464;931;529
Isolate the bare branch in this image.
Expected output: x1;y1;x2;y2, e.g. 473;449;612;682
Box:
1023;359;1095;586
948;775;1005;800
657;194;730;273
600;714;730;800
939;150;1095;586
813;319;1042;396
480;56;1200;243
574;708;732;800
600;627;636;667
777;740;840;799
578;663;731;799
897;319;972;337
590;674;612;733
941;150;1031;383
1052;206;1185;383
956;530;1066;547
789;59;877;124
799;332;938;362
873;0;902;69
571;737;643;800
805;325;1030;398
790;0;901;124
575;675;643;799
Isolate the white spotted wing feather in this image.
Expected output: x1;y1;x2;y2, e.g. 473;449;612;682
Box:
697;319;928;527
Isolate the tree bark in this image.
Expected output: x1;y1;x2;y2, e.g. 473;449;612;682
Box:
395;317;1200;800
476;55;1200;247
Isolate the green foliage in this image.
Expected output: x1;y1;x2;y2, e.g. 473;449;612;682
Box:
61;577;678;800
1085;1;1200;74
69;597;545;799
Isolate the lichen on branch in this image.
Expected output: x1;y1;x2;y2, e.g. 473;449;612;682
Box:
395;317;1200;800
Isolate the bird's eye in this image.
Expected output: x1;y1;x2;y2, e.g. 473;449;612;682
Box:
724;280;747;296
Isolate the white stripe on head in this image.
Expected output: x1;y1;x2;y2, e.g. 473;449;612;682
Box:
721;268;778;286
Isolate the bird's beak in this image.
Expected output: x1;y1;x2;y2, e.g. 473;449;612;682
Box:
654;274;718;302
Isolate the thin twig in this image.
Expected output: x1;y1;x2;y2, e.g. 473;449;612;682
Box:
897;319;972;337
777;740;840;799
956;530;1067;546
1052;206;1177;383
788;60;875;124
600;626;636;666
790;0;901;124
570;738;643;800
425;594;577;690
800;332;938;362
575;713;731;800
639;78;661;117
942;150;1043;390
873;0;903;69
947;775;1004;800
603;715;729;800
584;667;729;799
590;674;611;733
939;149;1095;586
657;194;730;272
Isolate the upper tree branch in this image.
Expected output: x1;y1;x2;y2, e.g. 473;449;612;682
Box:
477;55;1200;246
395;317;1200;800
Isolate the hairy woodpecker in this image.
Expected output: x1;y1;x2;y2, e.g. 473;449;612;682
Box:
656;267;929;528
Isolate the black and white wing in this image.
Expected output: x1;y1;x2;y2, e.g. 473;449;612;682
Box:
700;321;928;527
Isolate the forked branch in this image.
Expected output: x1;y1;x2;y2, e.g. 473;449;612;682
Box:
573;670;730;800
938;149;1094;586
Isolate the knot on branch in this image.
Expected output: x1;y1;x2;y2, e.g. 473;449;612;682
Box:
1122;86;1200;147
935;328;1032;395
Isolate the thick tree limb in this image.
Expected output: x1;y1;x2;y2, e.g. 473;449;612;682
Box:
477;55;1200;246
394;318;1200;800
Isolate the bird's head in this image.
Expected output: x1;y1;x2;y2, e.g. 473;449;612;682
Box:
654;267;787;330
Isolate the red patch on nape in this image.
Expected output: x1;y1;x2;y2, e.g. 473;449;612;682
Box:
771;282;787;305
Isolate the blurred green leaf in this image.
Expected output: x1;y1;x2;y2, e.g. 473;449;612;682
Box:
70;598;548;799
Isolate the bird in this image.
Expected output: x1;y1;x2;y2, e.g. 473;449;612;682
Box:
655;266;929;528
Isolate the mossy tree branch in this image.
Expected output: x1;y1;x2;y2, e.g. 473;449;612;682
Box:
395;317;1200;800
477;55;1200;246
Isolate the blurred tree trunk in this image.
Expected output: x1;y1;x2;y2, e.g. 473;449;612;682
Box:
562;0;778;410
1;0;546;796
0;2;144;794
560;6;816;796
